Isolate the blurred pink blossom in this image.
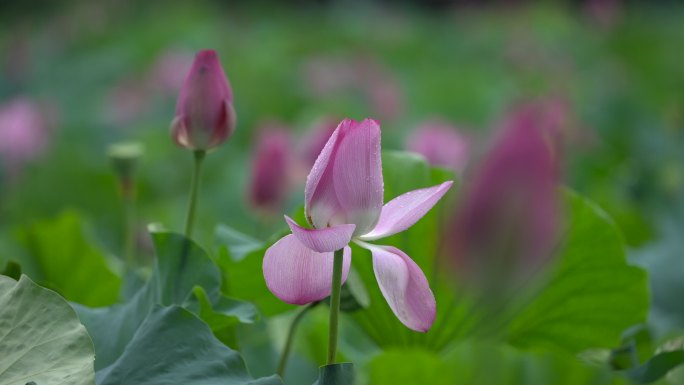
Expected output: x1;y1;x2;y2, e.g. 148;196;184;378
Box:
407;120;471;172
0;98;51;179
300;117;339;168
302;55;405;120
357;56;405;120
248;124;293;211
504;95;593;172
303;56;359;97
366;77;404;121
149;49;194;96
103;79;149;128
535;95;590;149
445;105;561;291
585;0;622;28
103;49;194;128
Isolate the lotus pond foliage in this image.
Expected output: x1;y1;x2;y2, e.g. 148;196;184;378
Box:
1;1;683;385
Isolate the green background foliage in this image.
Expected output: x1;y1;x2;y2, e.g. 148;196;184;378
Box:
1;1;683;384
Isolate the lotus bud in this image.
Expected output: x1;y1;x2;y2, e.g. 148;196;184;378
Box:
407;120;471;172
249;127;292;211
445;107;561;292
171;49;235;150
0;98;49;180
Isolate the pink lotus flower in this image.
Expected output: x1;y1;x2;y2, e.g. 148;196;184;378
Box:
501;96;590;178
407;120;471;172
527;95;588;152
171;49;236;150
0;98;49;178
263;118;453;332
446;106;560;288
248;126;292;211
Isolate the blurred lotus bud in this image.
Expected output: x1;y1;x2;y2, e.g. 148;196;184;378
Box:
302;55;359;97
107;142;144;196
504;96;590;176
355;56;404;121
300;117;338;167
407;120;471;172
302;54;404;121
585;0;621;28
249;126;292;211
366;77;404;121
0;98;50;180
171;49;235;151
150;48;194;96
103;79;148;128
529;96;573;150
445;106;561;292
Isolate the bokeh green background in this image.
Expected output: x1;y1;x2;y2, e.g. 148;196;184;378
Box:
1;1;683;383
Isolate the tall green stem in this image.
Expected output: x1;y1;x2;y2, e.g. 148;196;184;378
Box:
327;248;344;365
276;301;319;377
184;150;206;238
123;188;135;267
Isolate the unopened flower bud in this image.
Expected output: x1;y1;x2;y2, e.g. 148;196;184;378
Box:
249;128;292;211
170;49;235;150
407;120;470;172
